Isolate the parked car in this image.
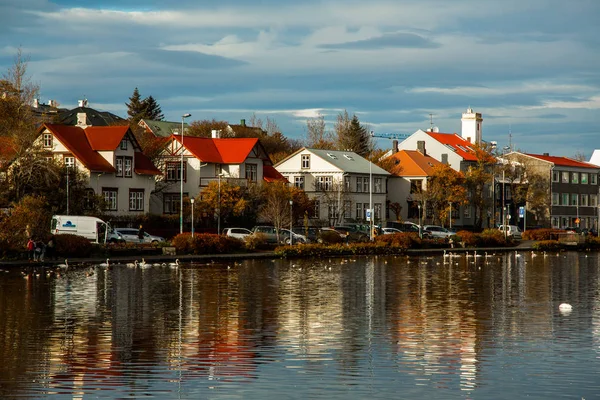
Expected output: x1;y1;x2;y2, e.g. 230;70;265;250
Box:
387;222;432;238
223;228;253;240
280;229;308;244
382;227;403;235
293;226;319;243
333;225;370;242
114;228;165;244
317;227;346;243
498;225;522;239
251;226;283;244
423;225;455;238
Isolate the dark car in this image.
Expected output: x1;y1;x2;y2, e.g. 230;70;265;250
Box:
293;226;319;243
333;225;370;242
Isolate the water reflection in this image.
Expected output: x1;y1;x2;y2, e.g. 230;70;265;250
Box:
0;252;599;398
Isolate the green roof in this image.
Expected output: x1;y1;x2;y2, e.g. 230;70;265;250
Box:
142;119;189;137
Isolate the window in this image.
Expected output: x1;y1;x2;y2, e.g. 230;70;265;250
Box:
116;157;123;177
164;193;186;214
363;177;369;193
356;203;362;219
552;192;559;205
129;189;144;211
581;173;588;184
84;189;95;210
591;194;598;207
374;203;381;220
356;177;363;192
571;172;579;184
166;161;186;181
294;176;304;190
581;194;589;206
464;205;471;218
410;180;422;194
316;176;332;191
562;171;569;183
102;188;118;211
301;154;310;169
561;193;569;205
64;156;75;168
120;139;127;150
328;204;337;219
374;178;382;193
571;193;578;206
344;200;351;218
312;199;320;219
552;217;559;228
43;133;53;148
363;204;369;220
552;170;559;182
245;163;257;182
344;176;351;191
591;174;597;185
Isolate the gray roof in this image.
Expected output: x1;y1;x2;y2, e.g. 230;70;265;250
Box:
141;119;189;138
307;148;390;175
59;107;125;126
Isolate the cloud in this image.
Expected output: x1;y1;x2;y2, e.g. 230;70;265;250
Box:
139;49;246;69
319;32;439;50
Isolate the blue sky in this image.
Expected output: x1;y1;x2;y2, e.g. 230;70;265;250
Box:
1;0;599;157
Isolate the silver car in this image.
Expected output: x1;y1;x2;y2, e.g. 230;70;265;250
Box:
223;228;253;240
423;225;455;238
114;228;165;244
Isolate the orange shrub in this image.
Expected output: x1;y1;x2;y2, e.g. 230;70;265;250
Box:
522;228;563;241
478;229;508;247
171;233;244;254
455;230;478;247
375;232;421;249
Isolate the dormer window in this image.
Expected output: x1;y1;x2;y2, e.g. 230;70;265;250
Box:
301;154;310;169
43;133;53;148
343;154;353;160
327;153;337;159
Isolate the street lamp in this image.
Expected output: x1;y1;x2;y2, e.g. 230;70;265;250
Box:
449;201;452;230
190;198;195;236
217;173;224;235
418;203;422;239
66;164;70;215
180;113;191;234
369;131;374;241
289;199;293;244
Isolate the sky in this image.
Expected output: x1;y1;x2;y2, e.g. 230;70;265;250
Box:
1;0;599;157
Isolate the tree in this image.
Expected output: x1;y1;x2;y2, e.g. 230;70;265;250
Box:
334;111;372;157
142;95;164;121
126;87;145;123
195;181;249;228
259;182;314;238
305;113;335;149
425;164;468;226
187;119;230;138
465;143;496;229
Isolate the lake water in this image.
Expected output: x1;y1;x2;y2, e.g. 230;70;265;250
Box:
0;251;599;399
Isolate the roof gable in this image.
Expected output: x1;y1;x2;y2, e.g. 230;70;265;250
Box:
85;125;129;150
306;148;390;175
140;119;188;138
173;136;265;164
388;150;443;177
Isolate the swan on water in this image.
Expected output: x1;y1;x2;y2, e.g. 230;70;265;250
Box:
169;259;180;267
559;303;572;312
126;260;138;268
57;259;69;268
99;259;110;267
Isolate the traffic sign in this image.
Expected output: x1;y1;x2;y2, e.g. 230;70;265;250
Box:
366;209;371;221
575;218;580;224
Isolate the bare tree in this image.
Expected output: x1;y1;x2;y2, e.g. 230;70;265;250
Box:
305;113;334;149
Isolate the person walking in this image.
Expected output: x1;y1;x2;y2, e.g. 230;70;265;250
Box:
46;235;56;260
27;238;35;262
138;225;145;244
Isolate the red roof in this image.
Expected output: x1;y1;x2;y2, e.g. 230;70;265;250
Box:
173;136;261;164
134;152;161;175
85;126;129;150
263;165;288;182
387;150;443;177
425;132;478;161
43;124;116;172
525;153;600;169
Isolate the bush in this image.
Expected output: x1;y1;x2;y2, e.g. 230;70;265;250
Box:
375;232;421;249
523;228;564;241
55;234;93;258
455;230;478;247
171;233;244;254
532;240;562;251
244;233;269;251
275;242;401;258
478;229;509;247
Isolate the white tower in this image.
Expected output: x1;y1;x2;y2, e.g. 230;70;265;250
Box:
461;107;483;145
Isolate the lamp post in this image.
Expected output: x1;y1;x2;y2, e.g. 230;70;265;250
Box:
449;201;452;230
190;198;195;236
66;164;70;215
418;203;422;239
369;131;374;241
289;200;293;244
180;113;191;234
217;173;223;235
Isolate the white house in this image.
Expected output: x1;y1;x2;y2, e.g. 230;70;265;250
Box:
37;122;161;215
151;132;285;215
274;148;390;226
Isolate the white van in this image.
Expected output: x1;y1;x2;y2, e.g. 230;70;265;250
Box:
498;224;522;239
50;215;123;244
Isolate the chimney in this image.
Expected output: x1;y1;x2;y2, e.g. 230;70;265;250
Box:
78;99;88;108
76;112;87;127
211;129;221;139
441;153;448;165
392;140;398;154
48;99;56;107
417;140;426;155
240;119;246;127
33;98;39;108
543;152;550;156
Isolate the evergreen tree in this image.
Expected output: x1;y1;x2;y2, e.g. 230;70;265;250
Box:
142;95;164;121
335;112;372;157
126;87;145;122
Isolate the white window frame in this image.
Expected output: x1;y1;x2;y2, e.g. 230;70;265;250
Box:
301;154;310;169
581;173;588;184
572;172;579;184
43;133;53;148
294;176;304;190
245;163;257;182
562;171;569;183
102;188;118;211
552;192;559;205
129;189;144;211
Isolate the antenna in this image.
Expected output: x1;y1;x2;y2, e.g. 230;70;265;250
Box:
508;124;512;151
429;113;434;130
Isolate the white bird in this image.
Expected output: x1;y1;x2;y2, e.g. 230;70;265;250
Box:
169;259;180;268
57;259;69;269
99;259;110;267
559;303;573;312
126;260;138;268
139;258;151;268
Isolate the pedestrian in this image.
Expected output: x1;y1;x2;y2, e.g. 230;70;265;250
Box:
27;238;35;262
34;240;45;262
138;225;145;243
46;235;56;260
